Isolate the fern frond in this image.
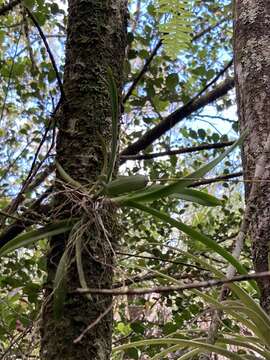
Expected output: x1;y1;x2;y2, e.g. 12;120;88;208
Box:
156;0;193;59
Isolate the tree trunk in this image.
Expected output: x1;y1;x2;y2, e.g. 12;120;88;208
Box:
40;1;127;359
234;0;270;312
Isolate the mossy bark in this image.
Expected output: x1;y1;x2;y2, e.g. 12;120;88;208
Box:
234;0;270;312
40;1;127;359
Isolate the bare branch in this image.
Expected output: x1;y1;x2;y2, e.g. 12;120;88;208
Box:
192;17;228;42
114;272;199;289
116;251;207;271
189;171;242;188
73;304;113;344
25;8;65;100
26;163;55;193
121;141;234;161
75;271;270;296
1;163;54;223
123;40;162;104
121;77;235;157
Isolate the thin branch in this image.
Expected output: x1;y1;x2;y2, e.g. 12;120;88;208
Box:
26;163;55;193
3;97;59;219
121;141;234;161
75;271;270;296
0;27;22;124
25;7;65;100
114;272;201;289
0;139;35;183
194;59;233;100
189;171;242;188
123;40;162;104
0;0;20;16
196;114;235;123
0;210;25;222
116;251;207;271
73;303;113;344
192;17;228;42
22;6;38;73
121;77;235;158
0;163;53;225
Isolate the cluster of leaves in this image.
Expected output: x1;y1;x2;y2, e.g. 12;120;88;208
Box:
155;0;193;59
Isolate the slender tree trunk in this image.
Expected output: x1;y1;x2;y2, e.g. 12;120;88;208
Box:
234;1;270;312
40;1;127;359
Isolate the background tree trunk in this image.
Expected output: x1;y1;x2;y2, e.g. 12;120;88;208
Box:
40;1;127;359
234;0;270;312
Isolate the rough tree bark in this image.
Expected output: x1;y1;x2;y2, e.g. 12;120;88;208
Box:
40;1;127;359
234;0;270;312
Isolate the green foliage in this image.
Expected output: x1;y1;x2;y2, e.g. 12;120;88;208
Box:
156;0;193;58
0;220;75;257
114;131;246;205
113;266;270;359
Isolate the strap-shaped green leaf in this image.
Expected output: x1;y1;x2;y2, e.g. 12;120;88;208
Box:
0;220;75;257
217;338;270;359
105;175;148;196
126;201;254;286
169;188;222;206
53;248;68;319
117;130;247;204
113;338;244;360
56;161;83;189
150;346;199;360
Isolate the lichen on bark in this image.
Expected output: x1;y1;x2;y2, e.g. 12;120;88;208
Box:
40;1;127;359
234;0;270;312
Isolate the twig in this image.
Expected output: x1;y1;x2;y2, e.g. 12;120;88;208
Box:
0;325;31;360
75;271;270;296
193;59;233;101
25;7;65;100
22;6;38;73
116;251;207;271
0;26;22;124
189;172;242;188
123;39;162;104
114;272;200;289
0;210;26;223
121;141;234;161
26;163;55;193
196;114;235;123
192;17;228;42
1;156;55;223
2;89;59;220
0;138;35;183
73;303;113;343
